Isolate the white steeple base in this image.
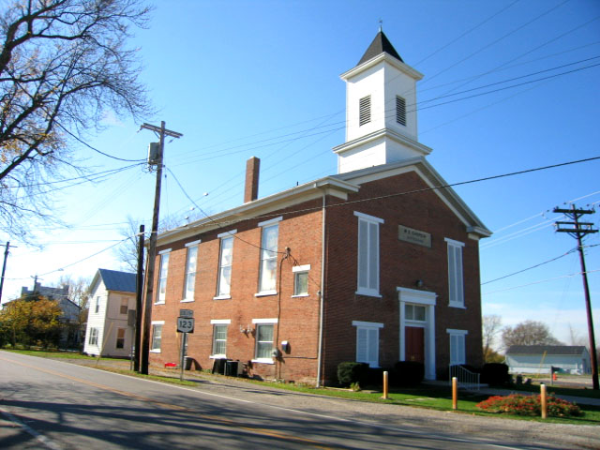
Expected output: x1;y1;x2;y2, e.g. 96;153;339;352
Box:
333;128;432;174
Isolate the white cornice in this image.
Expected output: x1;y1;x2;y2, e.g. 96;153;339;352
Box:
340;53;424;81
332;128;432;156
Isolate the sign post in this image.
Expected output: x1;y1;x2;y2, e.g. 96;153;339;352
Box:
177;310;194;381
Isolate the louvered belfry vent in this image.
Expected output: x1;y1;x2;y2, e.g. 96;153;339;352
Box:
396;96;406;126
359;95;371;126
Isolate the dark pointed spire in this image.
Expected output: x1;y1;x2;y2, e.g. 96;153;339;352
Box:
357;30;403;66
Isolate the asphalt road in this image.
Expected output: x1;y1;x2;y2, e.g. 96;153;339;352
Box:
0;351;597;449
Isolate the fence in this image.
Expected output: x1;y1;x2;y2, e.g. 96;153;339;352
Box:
449;364;480;391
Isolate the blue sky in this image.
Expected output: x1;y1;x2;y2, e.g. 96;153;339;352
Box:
1;0;599;347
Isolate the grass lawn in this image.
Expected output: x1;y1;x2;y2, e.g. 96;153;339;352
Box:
5;348;599;425
3;348;123;361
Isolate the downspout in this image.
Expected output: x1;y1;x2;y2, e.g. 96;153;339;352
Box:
316;186;326;388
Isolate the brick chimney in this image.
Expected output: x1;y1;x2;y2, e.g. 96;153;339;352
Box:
244;156;260;203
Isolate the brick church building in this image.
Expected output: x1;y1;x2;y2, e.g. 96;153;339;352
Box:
147;31;491;385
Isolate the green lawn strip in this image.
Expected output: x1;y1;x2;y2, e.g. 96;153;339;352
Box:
3;348;124;361
501;383;600;399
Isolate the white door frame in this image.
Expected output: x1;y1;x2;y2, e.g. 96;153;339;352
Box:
397;287;437;380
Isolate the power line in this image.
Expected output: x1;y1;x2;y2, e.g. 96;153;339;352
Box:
55;122;146;163
481;247;577;285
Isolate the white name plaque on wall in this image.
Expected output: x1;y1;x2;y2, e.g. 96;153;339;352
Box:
398;225;431;248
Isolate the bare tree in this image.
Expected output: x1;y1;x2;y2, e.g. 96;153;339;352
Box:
0;0;152;240
502;320;562;350
56;274;90;308
482;314;502;362
115;215;141;273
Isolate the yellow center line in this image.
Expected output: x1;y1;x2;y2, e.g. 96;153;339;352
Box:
1;356;337;449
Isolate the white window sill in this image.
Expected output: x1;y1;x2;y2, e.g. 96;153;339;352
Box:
291;294;309;298
213;295;231;300
255;291;277;298
150;349;161;353
355;289;382;298
154;301;165;305
252;358;275;365
449;303;466;309
180;298;194;303
209;355;227;359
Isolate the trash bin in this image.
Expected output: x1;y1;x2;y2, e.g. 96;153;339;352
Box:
225;360;238;377
212;358;226;375
184;356;193;370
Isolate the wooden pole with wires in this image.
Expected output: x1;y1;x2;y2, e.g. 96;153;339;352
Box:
554;205;598;390
139;122;182;375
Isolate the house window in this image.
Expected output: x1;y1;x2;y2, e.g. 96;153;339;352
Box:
94;296;100;313
216;234;234;297
116;328;126;349
258;219;281;294
255;324;274;359
157;250;170;304
396;95;406;126
151;322;164;352
353;321;383;367
183;242;199;301
120;298;128;315
359;95;371;126
446;239;465;307
88;327;98;346
355;212;384;297
211;324;228;357
448;329;467;365
252;318;278;362
293;265;310;297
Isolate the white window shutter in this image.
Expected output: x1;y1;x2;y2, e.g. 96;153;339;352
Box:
357;328;368;363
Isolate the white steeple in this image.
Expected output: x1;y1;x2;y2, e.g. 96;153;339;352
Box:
333;31;432;174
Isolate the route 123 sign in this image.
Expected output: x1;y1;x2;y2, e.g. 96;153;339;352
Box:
176;317;195;334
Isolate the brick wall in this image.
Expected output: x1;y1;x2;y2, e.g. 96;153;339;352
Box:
148;169;485;385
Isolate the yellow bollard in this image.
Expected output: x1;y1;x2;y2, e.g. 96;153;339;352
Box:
452;377;458;410
540;383;547;419
382;371;389;399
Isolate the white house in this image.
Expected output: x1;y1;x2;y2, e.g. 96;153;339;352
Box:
505;345;591;375
83;269;137;358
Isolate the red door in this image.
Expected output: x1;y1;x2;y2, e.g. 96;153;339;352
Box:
405;327;425;363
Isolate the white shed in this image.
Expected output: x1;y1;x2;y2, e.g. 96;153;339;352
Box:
505;345;591;375
83;269;137;358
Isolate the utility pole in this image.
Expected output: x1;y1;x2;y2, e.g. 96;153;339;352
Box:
554;204;599;390
134;224;145;372
139;121;182;375
0;242;11;303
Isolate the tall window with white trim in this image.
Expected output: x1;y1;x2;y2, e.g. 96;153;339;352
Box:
255;324;274;359
446;239;465;307
355;212;383;297
448;329;467;365
217;235;234;297
258;222;279;293
211;324;228;357
157;251;170;304
183;242;199;301
353;321;383;367
151;322;164;352
88;328;98;346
